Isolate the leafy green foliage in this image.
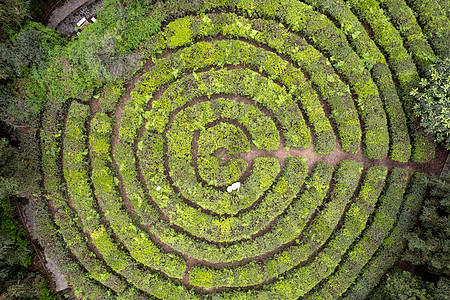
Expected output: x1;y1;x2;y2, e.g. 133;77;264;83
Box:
346;0;435;162
370;268;435;300
189;160;362;290
303;0;413;161
0;22;66;80
26;0;450;298
61;0;160;85
307;167;409;299
412;58;450;149
378;0;438;72
403;173;450;277
197;123;250;186
0;198;56;300
0;22;65;132
0;0;30;42
406;0;450;58
0;197;30;267
0;139;55;300
345;172;429;299
94;0;161;54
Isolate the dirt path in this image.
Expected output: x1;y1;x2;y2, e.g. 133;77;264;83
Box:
238;140;447;176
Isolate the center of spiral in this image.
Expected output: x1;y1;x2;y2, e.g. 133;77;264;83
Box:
196;122;250;187
213;148;231;165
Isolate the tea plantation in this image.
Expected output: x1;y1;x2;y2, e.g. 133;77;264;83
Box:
25;0;450;298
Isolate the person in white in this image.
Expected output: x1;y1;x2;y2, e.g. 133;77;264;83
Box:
227;182;241;193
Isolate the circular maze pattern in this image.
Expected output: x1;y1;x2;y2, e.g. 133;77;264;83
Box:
37;0;449;299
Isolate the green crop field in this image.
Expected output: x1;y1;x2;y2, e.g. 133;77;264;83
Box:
29;0;449;298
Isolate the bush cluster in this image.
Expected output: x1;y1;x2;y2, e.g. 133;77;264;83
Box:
412;58;450;149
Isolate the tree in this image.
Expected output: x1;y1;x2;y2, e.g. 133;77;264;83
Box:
397;173;450;300
403;174;450;277
411;58;450;149
0;0;30;42
369;267;435;300
0;138;56;299
0;22;66;80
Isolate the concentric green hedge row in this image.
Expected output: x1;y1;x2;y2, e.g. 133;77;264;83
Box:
34;0;444;298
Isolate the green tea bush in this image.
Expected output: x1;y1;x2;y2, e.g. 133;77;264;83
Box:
346;0;435;162
406;0;450;58
344;172;428;299
31;0;446;298
306;167;408;299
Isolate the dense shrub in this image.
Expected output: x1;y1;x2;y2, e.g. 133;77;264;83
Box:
0;22;66;80
412;58;450;149
0;0;30;42
403;173;450;277
370;268;435;300
0;139;55;299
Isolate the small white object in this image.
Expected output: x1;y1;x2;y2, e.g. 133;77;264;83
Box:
77;17;87;27
156;186;161;191
227;182;241;193
91;17;96;22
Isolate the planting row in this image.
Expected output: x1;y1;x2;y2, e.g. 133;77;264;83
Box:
188;160;363;289
40;91;426;299
295;0;412;163
301;0;434;161
138;48;314;149
88;111;199;299
376;0;437;72
141;63;310;149
143;142;308;242
301;0;438;161
62;102;188;280
138;151;331;263
141;9;389;159
212;168;410;299
345;0;435;162
140;112;281;216
141;14;364;155
39;100;140;299
166;98;280;215
119;68;317;243
60;103;384;296
98;96;366;268
405;0;450;58
305;167;410;299
155;0;443;161
344;172;428;299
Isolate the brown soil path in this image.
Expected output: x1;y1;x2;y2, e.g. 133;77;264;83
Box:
238;141;448;176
